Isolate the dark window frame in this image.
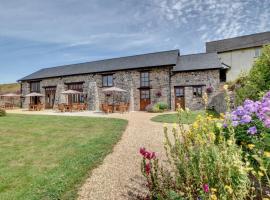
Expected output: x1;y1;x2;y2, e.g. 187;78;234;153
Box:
66;82;84;103
193;86;203;97
102;74;113;87
175;87;184;97
30;81;41;93
140;71;150;87
140;89;150;100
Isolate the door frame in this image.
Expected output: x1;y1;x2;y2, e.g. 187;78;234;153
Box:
140;89;151;111
45;87;56;109
174;86;185;110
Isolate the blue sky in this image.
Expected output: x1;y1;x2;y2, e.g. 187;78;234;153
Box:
0;0;270;84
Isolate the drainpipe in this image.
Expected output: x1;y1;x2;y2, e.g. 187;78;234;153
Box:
169;67;173;110
20;81;22;108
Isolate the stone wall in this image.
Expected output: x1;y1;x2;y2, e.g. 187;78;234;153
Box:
171;69;220;110
21;66;171;111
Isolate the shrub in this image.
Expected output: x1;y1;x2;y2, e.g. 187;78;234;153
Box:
140;110;251;199
223;91;270;193
0;108;6;117
146;102;168;113
155;102;168;111
235;45;270;104
145;104;161;113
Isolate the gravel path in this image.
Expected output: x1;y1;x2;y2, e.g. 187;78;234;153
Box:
77;112;168;200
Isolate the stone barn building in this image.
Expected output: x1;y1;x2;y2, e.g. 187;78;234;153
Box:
19;49;226;111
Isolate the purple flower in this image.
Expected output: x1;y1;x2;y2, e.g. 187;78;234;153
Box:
264;118;270;128
247;126;257;135
240;115;252;124
243;99;259;113
223;123;228;128
231;114;239;121
235;106;247;116
232;121;239;127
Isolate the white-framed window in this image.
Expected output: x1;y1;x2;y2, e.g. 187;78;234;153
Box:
193;86;203;97
254;48;262;58
102;75;113;87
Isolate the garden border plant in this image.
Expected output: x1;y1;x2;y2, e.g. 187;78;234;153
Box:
140;88;270;199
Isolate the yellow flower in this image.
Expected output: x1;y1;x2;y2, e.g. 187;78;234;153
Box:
264;151;270;158
163;123;168;128
210;194;217;200
258;171;264;177
211;188;217;193
225;185;233;194
227;140;233;146
193;122;199;129
216;122;222;129
173;123;177;129
247;144;255;150
260;166;267;171
223;84;228;90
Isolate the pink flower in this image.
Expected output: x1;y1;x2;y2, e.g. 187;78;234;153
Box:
203;184;209;193
145;162;151;175
139;147;156;160
140;147;146;155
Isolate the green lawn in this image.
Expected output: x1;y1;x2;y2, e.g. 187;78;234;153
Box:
0;114;127;200
151;110;219;124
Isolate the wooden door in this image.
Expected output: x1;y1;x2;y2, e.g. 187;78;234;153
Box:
45;87;56;109
140;89;151;111
174;87;185;110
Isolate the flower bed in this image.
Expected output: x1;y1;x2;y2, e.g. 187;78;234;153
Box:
139;90;270;199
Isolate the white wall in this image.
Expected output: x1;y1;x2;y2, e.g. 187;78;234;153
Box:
218;47;262;81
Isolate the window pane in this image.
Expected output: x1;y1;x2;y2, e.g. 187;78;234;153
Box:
140;72;149;87
193;86;202;97
108;75;113;86
30;82;40;92
103;75;113;87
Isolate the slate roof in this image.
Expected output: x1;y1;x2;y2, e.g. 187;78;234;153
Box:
19;49;180;81
173;53;222;72
206;31;270;53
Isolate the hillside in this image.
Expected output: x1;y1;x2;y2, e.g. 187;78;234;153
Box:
0;83;20;94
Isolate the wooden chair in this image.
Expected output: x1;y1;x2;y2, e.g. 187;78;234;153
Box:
102;104;113;114
72;103;79;111
5;103;13;110
58;104;65;112
65;104;72;112
36;104;44;111
83;103;88;111
29;104;34;111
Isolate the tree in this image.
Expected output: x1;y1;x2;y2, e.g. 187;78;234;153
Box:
235;45;270;104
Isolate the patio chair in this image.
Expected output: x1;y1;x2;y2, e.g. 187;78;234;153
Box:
83;103;88;111
72;103;79;111
37;104;44;111
58;104;65;112
29;104;34;111
102;104;113;114
65;104;73;112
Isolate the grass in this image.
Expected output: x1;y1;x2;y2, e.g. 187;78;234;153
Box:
0;83;20;94
0;114;127;200
151;109;220;124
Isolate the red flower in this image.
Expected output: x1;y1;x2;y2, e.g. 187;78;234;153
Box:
140;147;146;156
139;147;157;160
145;162;151;175
203;184;209;193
